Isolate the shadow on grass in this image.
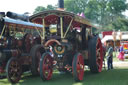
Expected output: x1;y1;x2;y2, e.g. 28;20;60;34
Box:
19;72;75;85
0;68;128;85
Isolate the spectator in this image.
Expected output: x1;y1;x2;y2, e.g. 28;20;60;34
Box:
106;43;113;70
117;45;124;61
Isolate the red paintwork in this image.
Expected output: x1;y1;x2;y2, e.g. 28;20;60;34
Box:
32;15;82;29
102;31;113;38
42;54;53;80
72;54;84;81
96;38;103;72
76;55;84;81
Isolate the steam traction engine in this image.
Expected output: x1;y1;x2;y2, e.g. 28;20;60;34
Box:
30;10;103;81
0;12;43;83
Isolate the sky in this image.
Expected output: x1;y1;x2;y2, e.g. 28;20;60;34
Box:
0;0;58;15
0;0;128;16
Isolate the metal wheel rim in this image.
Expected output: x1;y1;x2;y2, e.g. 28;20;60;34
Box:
76;55;84;80
72;53;84;81
96;38;103;72
7;58;22;83
42;54;53;80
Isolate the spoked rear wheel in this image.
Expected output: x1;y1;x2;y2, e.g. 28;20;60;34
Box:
6;57;22;84
40;52;53;81
88;37;103;73
30;45;44;76
72;53;84;82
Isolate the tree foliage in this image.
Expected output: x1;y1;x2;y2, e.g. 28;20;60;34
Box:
64;0;128;31
33;5;56;14
64;0;88;13
33;0;128;32
107;18;128;31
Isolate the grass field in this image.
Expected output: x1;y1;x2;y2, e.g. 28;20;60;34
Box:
0;52;128;85
0;67;128;85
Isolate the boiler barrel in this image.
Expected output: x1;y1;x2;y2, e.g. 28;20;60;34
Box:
6;11;29;21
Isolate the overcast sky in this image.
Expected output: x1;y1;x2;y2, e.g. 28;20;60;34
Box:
0;0;128;16
0;0;58;15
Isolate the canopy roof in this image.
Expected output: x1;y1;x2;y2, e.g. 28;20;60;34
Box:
29;10;93;28
101;35;128;43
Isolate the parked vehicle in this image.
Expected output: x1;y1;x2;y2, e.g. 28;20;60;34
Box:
30;9;103;82
0;11;44;83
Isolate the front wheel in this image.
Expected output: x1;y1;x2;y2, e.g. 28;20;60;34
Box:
40;52;53;81
72;53;84;82
6;57;22;84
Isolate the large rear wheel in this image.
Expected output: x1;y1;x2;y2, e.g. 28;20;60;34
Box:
30;45;45;76
72;53;84;82
88;37;103;73
6;57;22;84
40;52;53;81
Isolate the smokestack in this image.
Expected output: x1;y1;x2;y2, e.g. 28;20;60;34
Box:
57;0;64;11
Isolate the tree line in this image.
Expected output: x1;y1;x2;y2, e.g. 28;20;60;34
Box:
33;0;128;33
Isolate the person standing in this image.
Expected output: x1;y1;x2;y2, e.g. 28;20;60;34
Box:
117;45;124;61
107;44;114;70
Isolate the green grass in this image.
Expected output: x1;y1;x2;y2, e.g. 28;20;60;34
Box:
0;51;128;85
0;67;128;85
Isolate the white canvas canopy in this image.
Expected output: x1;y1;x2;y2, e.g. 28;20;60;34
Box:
101;34;128;43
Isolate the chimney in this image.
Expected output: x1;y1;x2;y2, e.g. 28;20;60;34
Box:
57;0;64;11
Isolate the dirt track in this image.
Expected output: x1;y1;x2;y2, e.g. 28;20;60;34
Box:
113;61;128;67
103;61;128;68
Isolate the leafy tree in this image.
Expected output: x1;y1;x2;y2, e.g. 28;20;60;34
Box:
107;17;128;31
33;5;56;14
64;0;88;14
106;0;127;22
33;0;128;32
46;5;56;10
84;0;100;23
64;0;128;32
33;6;46;14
